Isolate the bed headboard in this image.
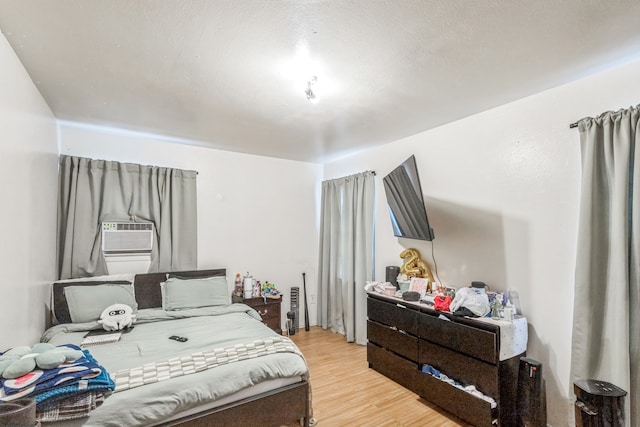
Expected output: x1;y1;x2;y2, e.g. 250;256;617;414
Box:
52;269;227;324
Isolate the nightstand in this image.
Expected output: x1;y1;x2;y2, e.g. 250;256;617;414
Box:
233;295;282;334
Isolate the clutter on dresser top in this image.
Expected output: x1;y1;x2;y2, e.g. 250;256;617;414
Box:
365;278;522;322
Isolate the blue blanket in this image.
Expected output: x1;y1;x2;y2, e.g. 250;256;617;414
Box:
0;345;114;406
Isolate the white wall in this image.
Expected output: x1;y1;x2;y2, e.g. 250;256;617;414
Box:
58;124;322;331
0;34;58;349
324;58;640;426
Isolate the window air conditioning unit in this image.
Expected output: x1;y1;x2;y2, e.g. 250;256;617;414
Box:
101;221;154;255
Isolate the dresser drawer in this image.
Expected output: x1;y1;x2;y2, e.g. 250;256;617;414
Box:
367;296;417;335
367;320;418;361
241;297;282;334
260;309;280;323
419;339;499;398
242;297;281;308
414;368;496;427
367;342;419;392
251;303;278;318
418;312;497;364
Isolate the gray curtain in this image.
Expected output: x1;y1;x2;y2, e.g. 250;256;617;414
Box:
317;171;375;345
571;105;639;426
57;155;198;279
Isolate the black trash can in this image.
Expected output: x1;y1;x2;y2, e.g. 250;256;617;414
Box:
574;379;627;427
0;397;39;426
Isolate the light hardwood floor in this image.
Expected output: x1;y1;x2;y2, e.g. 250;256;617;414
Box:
286;326;472;427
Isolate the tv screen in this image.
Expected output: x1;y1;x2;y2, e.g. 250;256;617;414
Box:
382;155;435;241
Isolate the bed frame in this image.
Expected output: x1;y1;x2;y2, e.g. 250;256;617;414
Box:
53;269;311;427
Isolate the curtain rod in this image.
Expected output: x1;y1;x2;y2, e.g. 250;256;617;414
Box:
569;122;578;129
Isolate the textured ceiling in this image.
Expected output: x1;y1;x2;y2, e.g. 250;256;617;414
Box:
1;0;640;163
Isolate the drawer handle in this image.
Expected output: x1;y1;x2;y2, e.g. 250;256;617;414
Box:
396;303;407;309
257;309;268;316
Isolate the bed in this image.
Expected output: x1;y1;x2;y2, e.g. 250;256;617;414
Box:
40;269;312;426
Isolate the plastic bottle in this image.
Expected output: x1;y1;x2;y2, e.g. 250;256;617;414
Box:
233;273;242;296
491;303;500;320
507;289;521;316
504;300;515;321
243;272;254;299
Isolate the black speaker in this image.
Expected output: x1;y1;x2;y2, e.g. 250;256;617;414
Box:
386;266;400;288
516;357;547;427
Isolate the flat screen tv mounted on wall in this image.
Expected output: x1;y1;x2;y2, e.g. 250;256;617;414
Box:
382;155;435;241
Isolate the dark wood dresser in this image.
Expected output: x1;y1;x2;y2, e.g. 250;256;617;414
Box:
367;292;523;426
235;296;283;334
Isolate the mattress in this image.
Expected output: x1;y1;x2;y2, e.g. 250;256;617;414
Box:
40;305;308;426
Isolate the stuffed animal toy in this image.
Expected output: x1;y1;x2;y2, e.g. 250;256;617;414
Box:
0;343;84;379
97;303;136;331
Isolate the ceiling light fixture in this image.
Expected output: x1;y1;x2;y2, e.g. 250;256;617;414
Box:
305;76;318;103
